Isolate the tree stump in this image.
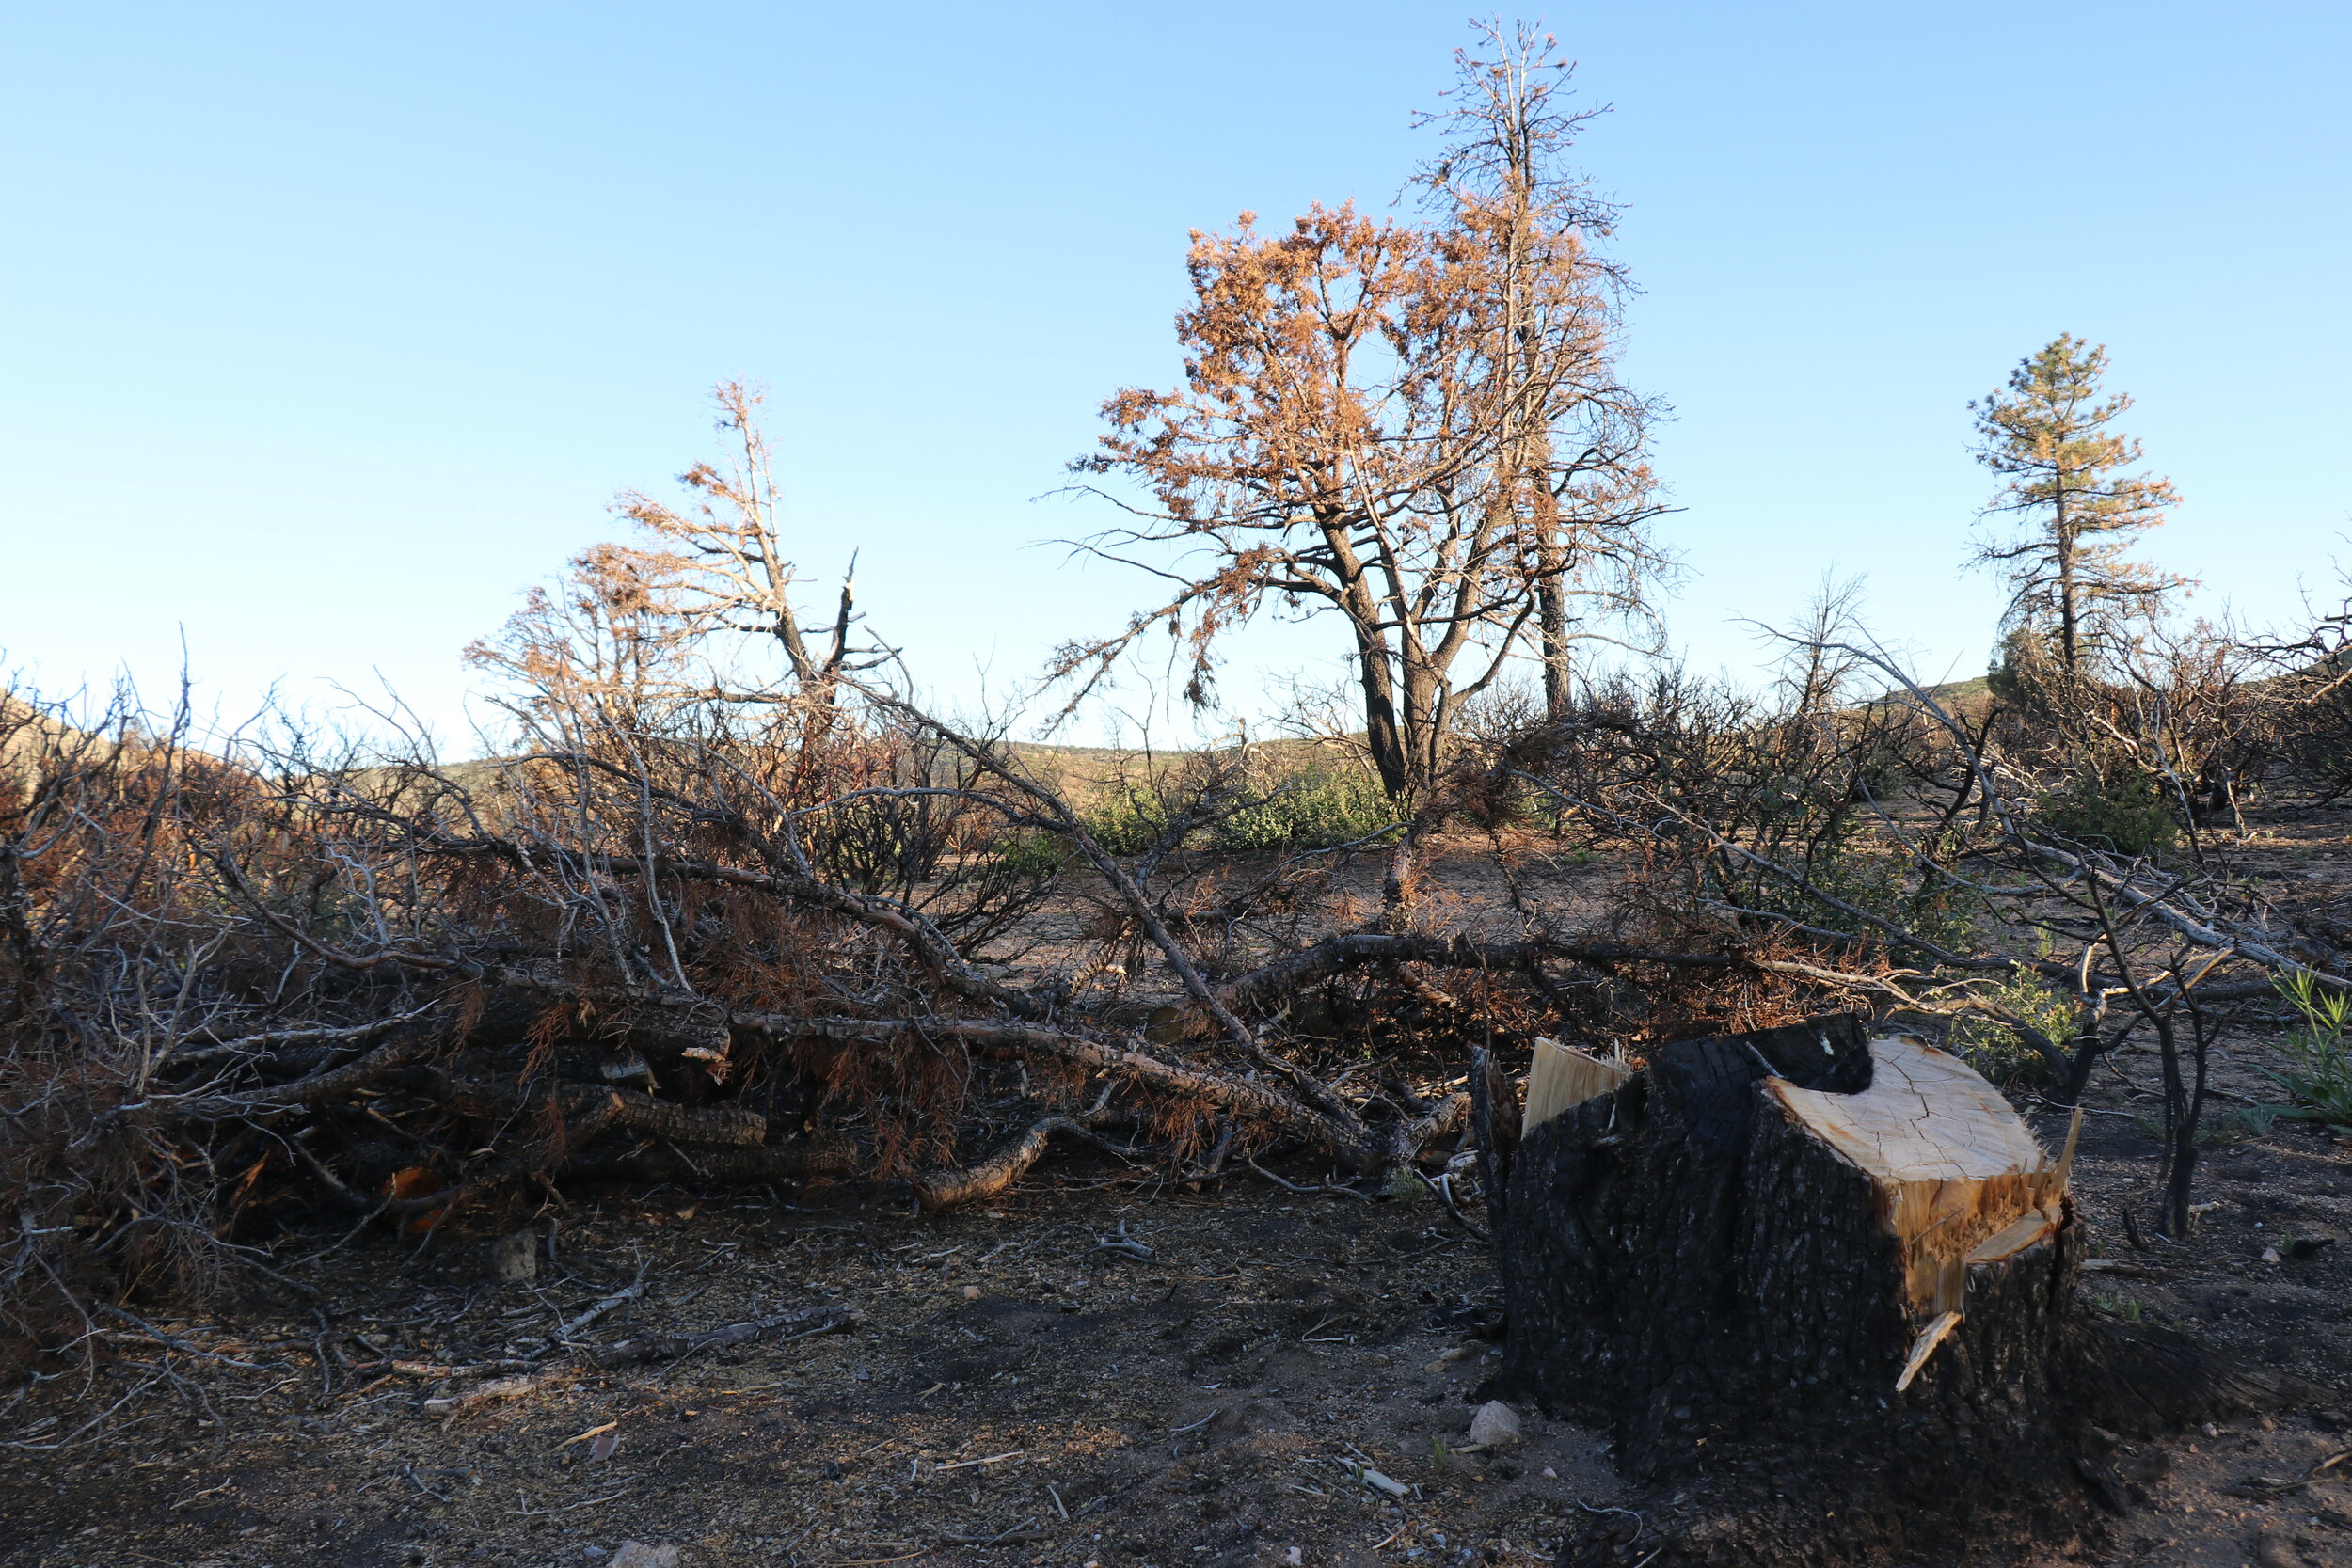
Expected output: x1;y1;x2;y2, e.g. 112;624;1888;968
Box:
1498;1015;2273;1566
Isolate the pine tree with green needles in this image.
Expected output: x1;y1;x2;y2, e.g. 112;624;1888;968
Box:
1969;335;2187;675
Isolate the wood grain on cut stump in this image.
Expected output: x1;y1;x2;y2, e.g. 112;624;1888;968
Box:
1767;1034;2077;1344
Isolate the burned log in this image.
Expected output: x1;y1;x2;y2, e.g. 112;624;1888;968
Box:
1499;1016;2275;1566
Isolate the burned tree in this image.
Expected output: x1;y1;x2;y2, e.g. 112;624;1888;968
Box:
1063;125;1664;802
1499;1017;2274;1566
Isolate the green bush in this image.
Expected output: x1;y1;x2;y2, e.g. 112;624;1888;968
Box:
1948;967;2084;1085
994;760;1398;866
2202;1103;2281;1147
1384;1164;1435;1204
2264;973;2352;1134
1846;747;1908;804
1739;839;1979;956
992;785;1179;870
993;829;1077;878
2033;763;2177;857
1080;790;1178;856
1210;768;1398;853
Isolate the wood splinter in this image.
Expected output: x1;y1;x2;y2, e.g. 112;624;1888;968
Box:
1522;1037;1629;1132
1896;1310;1963;1392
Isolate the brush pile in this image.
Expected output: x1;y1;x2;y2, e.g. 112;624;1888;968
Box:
1;677;1747;1375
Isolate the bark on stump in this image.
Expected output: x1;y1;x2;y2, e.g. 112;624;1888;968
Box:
1498;1015;2273;1567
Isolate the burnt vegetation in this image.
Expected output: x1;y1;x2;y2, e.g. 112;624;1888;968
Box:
10;539;2352;1388
6;24;2351;1568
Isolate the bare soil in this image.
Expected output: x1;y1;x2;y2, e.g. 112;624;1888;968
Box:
6;816;2352;1568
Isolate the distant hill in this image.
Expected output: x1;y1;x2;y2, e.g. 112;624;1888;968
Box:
1914;673;1994;714
1001;734;1370;800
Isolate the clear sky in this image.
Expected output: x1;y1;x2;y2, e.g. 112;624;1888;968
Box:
4;3;2346;749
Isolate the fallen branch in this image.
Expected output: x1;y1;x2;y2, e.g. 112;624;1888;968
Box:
422;1373;542;1420
1416;1168;1490;1242
758;1013;1444;1173
1214;929;1741;1016
556;1275;647;1340
93;1304;283;1372
428;1071;767;1148
588;1304;863;1369
391;1358;538;1379
570;1139;861;1184
1247;1158;1375;1202
910;1117;1127;1211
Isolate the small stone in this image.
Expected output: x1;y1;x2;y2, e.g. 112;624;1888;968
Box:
962;1285;982;1300
2263;1246;2283;1263
486;1227;538;1285
1541;1465;1558;1479
1466;1400;1523;1448
609;1544;681;1568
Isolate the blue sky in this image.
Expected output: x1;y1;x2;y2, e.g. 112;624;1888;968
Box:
4;3;2346;749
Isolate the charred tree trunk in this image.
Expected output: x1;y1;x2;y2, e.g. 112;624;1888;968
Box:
1470;1044;1521;1235
1498;1016;2279;1567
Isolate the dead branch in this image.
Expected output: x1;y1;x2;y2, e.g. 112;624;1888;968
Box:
588;1305;863;1368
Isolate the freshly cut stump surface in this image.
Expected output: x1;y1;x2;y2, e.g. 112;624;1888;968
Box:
1768;1034;2076;1384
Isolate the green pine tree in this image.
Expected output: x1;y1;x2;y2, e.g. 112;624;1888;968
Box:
1968;335;2187;675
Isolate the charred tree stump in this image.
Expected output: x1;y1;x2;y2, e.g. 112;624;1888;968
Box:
1470;1044;1522;1234
1499;1015;2277;1567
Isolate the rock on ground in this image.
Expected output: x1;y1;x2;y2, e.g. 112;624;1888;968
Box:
608;1543;680;1568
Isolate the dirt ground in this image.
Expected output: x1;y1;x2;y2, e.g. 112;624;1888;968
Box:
5;816;2351;1568
3;1111;2344;1568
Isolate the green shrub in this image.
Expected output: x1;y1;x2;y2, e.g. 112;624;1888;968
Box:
1210;768;1398;853
1080;790;1177;856
993;829;1077;878
1384;1164;1435;1204
999;759;1398;865
1948;967;2084;1085
1739;839;1979;956
2033;763;2177;857
1847;747;1908;804
2202;1103;2281;1147
993;784;1181;868
2264;973;2352;1134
